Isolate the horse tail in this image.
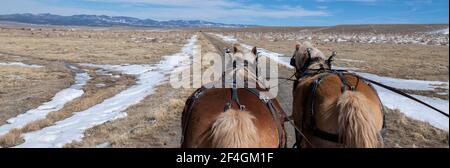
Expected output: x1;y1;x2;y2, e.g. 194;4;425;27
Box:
210;109;259;148
337;91;380;148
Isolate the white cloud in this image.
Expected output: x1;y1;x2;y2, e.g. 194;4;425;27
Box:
0;0;124;16
86;0;330;19
316;0;378;2
0;0;330;23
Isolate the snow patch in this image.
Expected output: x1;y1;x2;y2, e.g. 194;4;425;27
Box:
95;83;106;88
429;28;449;35
0;66;90;137
96;141;111;148
355;72;448;91
14;35;198;148
375;86;449;130
336;59;366;63
0;62;43;68
208;33;238;43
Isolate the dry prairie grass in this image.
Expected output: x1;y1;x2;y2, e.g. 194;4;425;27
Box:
0;27;194;64
384;108;449;148
0;128;24;147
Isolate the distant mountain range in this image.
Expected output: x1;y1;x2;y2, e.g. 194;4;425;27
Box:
0;13;249;28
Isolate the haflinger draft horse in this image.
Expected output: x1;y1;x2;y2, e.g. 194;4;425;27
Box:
290;41;385;148
181;45;287;148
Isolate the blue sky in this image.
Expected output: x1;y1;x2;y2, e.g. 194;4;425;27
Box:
0;0;448;26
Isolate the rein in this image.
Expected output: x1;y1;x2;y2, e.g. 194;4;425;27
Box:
358;76;449;117
265;73;297;90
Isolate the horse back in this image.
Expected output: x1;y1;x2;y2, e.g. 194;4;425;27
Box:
182;87;286;148
293;72;384;146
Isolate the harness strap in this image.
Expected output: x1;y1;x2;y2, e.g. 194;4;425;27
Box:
313;128;339;142
335;70;355;92
302;72;345;145
308;74;335;144
295;73;332;147
247;88;286;148
255;55;259;78
181;87;206;146
267;100;286;148
225;88;246;112
309;74;331;122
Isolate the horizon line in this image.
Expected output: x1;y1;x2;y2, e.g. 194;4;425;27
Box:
0;13;449;27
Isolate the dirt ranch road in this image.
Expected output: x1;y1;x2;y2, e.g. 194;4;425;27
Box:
202;32;448;148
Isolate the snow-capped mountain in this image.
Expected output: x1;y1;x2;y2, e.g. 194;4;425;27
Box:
0;13;249;28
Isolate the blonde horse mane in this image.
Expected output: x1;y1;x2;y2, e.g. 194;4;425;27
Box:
210;109;260;148
297;41;326;60
337;91;381;148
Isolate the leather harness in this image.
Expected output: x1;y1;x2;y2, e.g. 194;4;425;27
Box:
291;49;386;147
181;86;288;148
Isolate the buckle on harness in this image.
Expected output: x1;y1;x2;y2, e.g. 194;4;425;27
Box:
259;94;270;103
194;90;203;98
239;105;246;111
224;103;231;112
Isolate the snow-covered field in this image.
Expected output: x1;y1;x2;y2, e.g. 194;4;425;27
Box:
0;65;90;136
234;29;449;46
336;59;366;63
429;28;449;35
212;33;449;131
316;33;449;46
13;35;198;148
